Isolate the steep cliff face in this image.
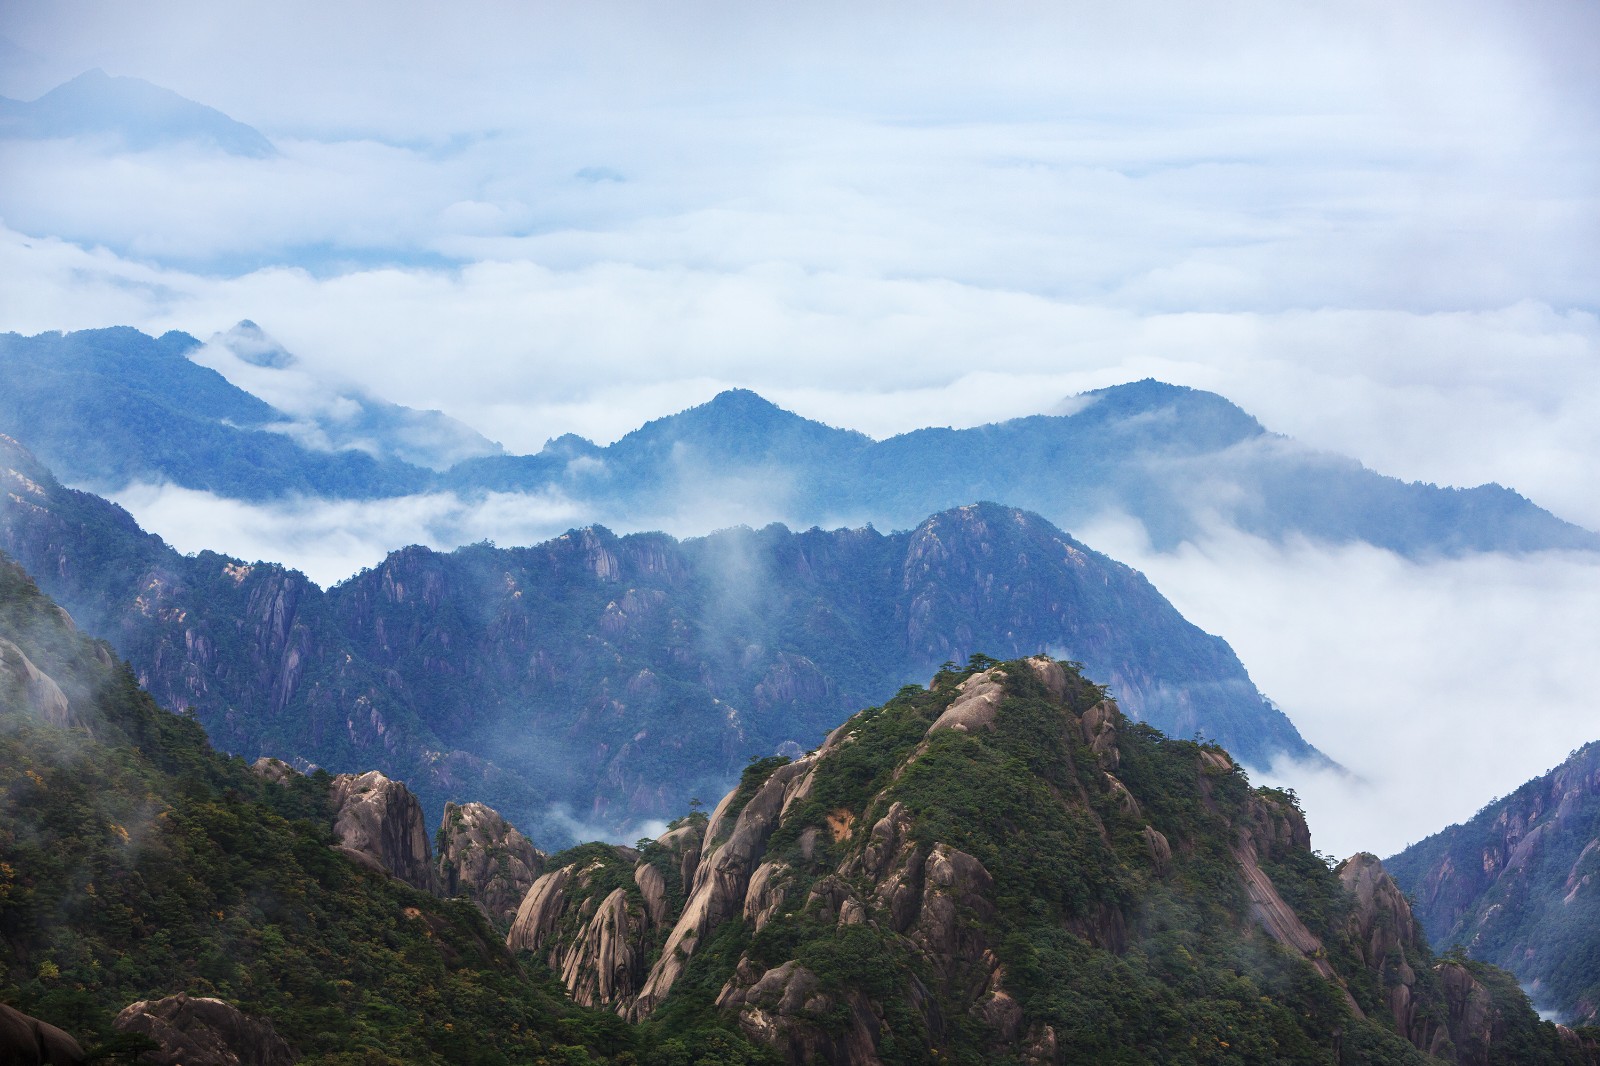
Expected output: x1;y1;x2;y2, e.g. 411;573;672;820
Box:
436;800;546;925
328;770;436;892
1388;741;1600;1024
509;657;1589;1065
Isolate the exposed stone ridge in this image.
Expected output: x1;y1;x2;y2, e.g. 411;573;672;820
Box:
113;994;296;1065
0;636;72;727
328;770;435;892
1337;853;1451;1058
494;658;1594;1065
505;824;705;1016
435;800;546;926
630;757;820;1019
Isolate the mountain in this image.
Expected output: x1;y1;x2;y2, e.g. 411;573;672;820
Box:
510;654;1599;1064
6;327;1593;559
0;552;628;1063
0;69;276;156
0;435;1319;847
1386;742;1600;1025
0;325;497;498
449;378;1597;557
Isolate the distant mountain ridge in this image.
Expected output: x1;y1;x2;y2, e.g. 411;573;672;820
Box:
2;326;1593;560
0;434;1320;846
0;325;497;498
0;68;276;156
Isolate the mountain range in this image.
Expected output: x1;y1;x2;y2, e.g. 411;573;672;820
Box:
6;565;1594;1063
2;325;1595;558
0;432;1316;847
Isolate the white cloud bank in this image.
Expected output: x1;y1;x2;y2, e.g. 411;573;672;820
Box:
1080;513;1600;859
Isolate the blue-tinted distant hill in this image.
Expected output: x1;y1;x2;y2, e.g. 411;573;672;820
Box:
448;381;1600;558
0;68;276;156
0;325;497;498
4;326;1594;557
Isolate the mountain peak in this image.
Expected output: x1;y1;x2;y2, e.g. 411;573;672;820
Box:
1;69;276;157
210;320;296;369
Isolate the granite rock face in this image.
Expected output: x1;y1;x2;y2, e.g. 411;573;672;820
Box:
329;770;436;892
0;1003;85;1066
436;799;546;925
113;994;296;1066
1387;740;1600;1024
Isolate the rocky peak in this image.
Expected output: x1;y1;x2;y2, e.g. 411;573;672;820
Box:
435;800;545;925
328;770;435;892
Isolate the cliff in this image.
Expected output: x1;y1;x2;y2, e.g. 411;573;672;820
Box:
1388;741;1600;1024
436;799;547;925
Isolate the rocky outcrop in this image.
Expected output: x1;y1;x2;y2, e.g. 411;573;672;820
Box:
250;756;299;785
328;771;435;892
505;845;663;1013
435;800;545;925
478;657;1599;1065
1338;853;1451;1057
631;757;820;1019
113;994;295;1065
1436;962;1498;1066
0;1004;85;1065
715;961;883;1065
0;637;72;727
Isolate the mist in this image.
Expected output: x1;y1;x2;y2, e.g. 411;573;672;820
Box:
1078;512;1600;859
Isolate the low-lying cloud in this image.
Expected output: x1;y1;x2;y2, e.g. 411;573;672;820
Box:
1079;511;1600;859
109;482;587;587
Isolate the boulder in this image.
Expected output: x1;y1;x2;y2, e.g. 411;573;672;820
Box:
435;800;545;924
0;1004;85;1065
327;770;434;892
0;638;71;727
113;994;295;1066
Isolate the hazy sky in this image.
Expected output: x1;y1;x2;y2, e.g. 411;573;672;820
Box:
2;0;1598;857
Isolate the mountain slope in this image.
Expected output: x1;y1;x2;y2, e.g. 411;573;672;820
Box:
1387;742;1600;1025
0;553;630;1063
0;69;275;156
1;436;1319;846
509;655;1599;1064
0;326;497;498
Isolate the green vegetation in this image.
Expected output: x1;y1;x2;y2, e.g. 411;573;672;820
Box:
0;554;633;1064
583;655;1600;1065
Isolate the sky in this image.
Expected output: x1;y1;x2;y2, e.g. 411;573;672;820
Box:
2;0;1598;858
